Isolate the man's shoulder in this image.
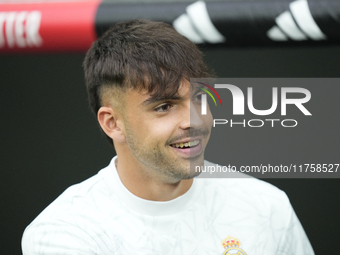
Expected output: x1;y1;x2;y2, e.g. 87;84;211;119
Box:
33;173;103;219
22;164;118;253
25;164;115;226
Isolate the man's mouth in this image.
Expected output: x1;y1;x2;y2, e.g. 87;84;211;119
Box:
169;140;200;149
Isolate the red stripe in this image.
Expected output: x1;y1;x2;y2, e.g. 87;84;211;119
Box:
0;0;101;53
197;82;223;106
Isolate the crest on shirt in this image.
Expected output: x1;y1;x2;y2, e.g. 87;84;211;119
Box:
221;235;247;255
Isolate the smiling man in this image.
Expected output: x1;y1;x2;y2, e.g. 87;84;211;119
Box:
22;20;314;255
98;78;212;201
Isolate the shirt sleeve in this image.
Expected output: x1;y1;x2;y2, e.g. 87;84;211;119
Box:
22;222;97;255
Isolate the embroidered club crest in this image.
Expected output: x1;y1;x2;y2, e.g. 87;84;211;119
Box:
221;236;247;255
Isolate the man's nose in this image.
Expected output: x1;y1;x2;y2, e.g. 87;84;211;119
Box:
179;101;204;130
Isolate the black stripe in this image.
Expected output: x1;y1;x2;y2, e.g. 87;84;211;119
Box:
308;0;340;40
95;1;188;37
94;0;340;46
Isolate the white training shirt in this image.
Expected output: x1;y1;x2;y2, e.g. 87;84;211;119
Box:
22;156;314;255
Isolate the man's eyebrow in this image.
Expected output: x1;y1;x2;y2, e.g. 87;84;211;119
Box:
141;95;182;106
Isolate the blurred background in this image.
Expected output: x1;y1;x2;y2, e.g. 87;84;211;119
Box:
1;0;339;254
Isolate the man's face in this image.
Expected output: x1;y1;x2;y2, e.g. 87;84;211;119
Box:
120;79;213;182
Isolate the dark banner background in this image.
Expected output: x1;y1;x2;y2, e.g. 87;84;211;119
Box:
1;45;339;254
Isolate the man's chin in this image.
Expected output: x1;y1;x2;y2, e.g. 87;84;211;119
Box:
188;153;205;178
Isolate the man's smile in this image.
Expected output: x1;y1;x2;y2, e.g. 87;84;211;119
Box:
169;139;203;158
170;140;199;148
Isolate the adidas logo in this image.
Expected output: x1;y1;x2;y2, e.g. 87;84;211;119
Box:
172;1;226;44
173;0;327;44
267;0;326;41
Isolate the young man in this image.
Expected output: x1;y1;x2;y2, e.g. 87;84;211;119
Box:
22;20;314;255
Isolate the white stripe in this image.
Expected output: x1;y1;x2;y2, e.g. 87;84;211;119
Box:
186;1;226;43
0;13;6;48
276;11;308;40
173;14;204;44
290;0;327;40
5;12;16;48
267;26;289;41
201;94;207;115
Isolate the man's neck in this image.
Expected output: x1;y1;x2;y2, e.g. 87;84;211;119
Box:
115;155;193;202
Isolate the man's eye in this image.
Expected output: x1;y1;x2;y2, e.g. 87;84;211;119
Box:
154;104;172;113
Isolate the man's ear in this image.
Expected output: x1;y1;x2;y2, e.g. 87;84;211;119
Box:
97;106;126;143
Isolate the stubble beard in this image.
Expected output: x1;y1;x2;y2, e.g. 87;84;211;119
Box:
124;121;196;183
